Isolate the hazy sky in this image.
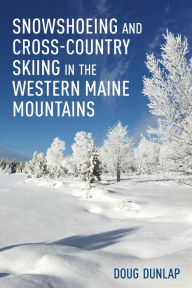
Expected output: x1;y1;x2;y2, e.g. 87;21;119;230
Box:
0;0;192;160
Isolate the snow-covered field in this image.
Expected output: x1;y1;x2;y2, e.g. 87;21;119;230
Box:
0;174;192;288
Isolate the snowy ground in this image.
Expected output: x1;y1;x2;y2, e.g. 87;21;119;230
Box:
0;174;192;288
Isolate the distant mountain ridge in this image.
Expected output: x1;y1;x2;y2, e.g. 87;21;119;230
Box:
0;146;29;161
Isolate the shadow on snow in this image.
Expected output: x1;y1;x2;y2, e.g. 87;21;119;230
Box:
0;227;138;253
52;227;138;250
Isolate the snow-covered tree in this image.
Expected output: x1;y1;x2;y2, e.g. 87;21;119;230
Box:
62;155;76;175
80;145;102;183
134;136;160;174
90;147;102;183
72;131;102;182
72;131;93;172
143;31;192;174
159;141;192;174
101;122;133;182
25;151;47;178
46;137;65;177
15;161;26;173
23;137;66;178
0;159;25;174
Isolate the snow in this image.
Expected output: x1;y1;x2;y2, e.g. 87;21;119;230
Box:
0;174;192;287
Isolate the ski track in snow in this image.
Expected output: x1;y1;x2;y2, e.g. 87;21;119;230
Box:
0;174;192;287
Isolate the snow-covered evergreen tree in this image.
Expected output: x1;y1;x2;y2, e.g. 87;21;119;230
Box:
134;136;160;174
46;137;65;178
143;31;192;174
80;145;102;183
91;147;102;183
15;161;26;173
72;131;102;182
0;159;26;174
101;122;133;182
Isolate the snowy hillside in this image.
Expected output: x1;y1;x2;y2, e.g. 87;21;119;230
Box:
0;174;192;288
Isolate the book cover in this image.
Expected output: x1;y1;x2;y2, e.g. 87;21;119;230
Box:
0;0;191;287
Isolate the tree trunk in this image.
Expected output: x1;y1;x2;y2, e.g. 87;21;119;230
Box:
116;169;120;182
